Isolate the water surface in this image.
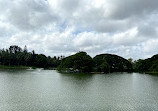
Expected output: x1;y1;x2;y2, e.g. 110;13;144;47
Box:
0;69;158;111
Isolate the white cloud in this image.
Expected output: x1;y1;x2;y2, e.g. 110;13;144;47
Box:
0;0;60;31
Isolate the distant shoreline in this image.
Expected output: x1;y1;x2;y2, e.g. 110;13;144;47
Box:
0;66;158;75
0;65;33;69
145;72;158;75
0;65;57;70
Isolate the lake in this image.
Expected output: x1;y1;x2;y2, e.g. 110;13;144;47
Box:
0;69;158;111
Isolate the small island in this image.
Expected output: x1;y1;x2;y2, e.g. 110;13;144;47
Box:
57;52;133;73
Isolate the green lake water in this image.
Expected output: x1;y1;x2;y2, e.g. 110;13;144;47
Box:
0;69;158;111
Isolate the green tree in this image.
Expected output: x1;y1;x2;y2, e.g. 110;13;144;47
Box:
34;54;48;68
93;54;132;73
58;52;93;73
0;45;61;68
98;62;110;73
128;58;133;63
9;45;22;54
24;53;32;66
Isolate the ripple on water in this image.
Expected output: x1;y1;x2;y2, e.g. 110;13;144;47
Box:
0;71;158;111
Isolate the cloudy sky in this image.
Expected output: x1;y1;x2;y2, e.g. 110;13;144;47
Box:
0;0;158;60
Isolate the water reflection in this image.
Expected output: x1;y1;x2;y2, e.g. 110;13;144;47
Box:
58;73;94;98
59;73;94;83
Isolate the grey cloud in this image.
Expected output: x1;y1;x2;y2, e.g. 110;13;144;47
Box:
1;0;60;31
109;0;158;19
138;25;157;37
59;0;81;12
65;0;158;33
137;15;158;38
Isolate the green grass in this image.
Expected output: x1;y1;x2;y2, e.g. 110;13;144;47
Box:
145;72;158;75
0;65;31;69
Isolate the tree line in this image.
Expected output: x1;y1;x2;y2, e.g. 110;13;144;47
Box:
1;45;158;73
132;54;158;73
58;52;158;73
0;45;63;68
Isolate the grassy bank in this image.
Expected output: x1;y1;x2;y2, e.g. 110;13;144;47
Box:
0;65;32;69
145;72;158;75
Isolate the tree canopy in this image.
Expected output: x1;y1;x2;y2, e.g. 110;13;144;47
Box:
134;54;158;72
1;45;158;74
58;53;133;73
0;45;62;68
93;54;133;73
57;52;93;73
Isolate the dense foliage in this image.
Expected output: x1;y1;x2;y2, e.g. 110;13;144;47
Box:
0;45;62;68
57;52;93;73
134;54;158;72
93;54;133;73
58;52;133;73
1;45;158;74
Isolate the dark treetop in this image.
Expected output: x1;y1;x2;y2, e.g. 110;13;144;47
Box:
57;52;133;73
0;45;62;68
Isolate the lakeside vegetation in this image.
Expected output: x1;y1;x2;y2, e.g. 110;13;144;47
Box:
133;54;158;73
57;52;133;73
1;45;158;74
93;54;132;73
0;65;31;69
57;52;93;73
58;52;158;74
0;45;62;69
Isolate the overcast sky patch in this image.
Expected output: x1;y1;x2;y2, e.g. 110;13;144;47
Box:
0;0;158;59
